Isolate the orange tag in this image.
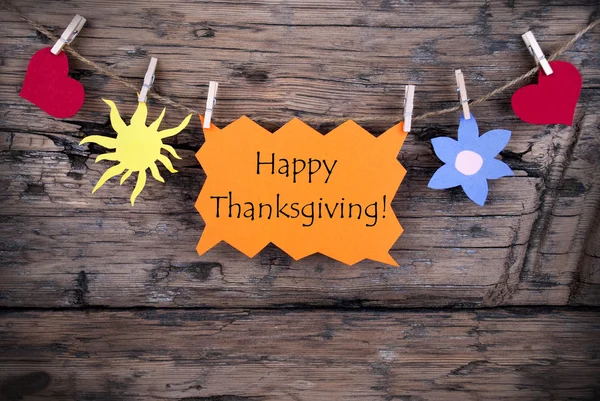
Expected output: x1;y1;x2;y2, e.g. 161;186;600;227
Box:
195;116;407;266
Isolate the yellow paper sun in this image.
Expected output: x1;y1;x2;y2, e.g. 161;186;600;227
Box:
80;99;192;205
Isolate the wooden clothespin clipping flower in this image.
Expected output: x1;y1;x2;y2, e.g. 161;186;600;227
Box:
427;116;513;206
79;58;192;205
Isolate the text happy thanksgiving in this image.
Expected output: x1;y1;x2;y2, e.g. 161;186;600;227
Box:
209;152;388;227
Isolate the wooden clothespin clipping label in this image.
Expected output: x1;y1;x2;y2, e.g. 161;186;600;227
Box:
51;14;87;55
139;57;158;103
203;81;219;128
455;69;470;120
20;15;86;118
403;85;415;132
522;31;553;75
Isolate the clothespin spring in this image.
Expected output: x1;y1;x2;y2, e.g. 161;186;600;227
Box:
456;89;470;106
455;69;471;120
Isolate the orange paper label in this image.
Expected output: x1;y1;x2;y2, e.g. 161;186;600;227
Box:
195;116;407;266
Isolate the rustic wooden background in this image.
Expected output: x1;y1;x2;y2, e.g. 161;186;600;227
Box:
1;0;599;399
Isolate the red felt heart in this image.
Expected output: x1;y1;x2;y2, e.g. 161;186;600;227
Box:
511;60;582;126
20;47;85;119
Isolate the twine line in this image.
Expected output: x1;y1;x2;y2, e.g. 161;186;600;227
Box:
3;1;599;126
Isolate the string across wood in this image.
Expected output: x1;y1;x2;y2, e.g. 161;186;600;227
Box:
3;1;599;126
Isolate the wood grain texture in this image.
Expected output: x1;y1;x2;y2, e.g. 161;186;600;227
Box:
2;2;600;398
1;308;599;401
1;0;599;309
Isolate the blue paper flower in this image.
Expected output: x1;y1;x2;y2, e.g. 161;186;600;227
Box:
427;115;513;206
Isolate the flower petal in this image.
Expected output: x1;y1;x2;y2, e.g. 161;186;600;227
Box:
473;129;511;158
431;137;461;164
458;115;479;144
428;163;464;189
483;158;514;179
461;175;488;206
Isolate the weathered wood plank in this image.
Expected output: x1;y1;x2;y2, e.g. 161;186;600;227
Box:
0;308;599;400
571;204;600;305
0;0;599;308
2;1;599;126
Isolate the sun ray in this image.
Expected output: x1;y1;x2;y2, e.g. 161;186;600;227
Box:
131;170;147;206
157;154;177;173
102;99;127;134
120;169;133;185
149;108;166;131
96;153;119;163
131;102;148;127
161;144;182;160
92;164;125;194
149;163;165;183
80;135;118;149
158;114;192;138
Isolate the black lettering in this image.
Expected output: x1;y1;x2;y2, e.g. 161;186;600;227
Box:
228;191;241;218
243;202;255;220
325;203;339;218
276;194;290;218
289;202;300;218
278;158;289;177
210;195;227;218
292;158;306;183
302;202;315;227
349;203;362;219
323;160;338;183
259;203;272;219
365;201;378;227
308;159;321;183
257;152;275;175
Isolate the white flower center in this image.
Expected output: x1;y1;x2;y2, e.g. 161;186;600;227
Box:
455;150;483;176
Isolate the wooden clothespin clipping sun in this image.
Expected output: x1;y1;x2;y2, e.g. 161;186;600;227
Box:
455;69;470;120
512;31;582;125
139;57;158;103
203;81;219;128
79;56;192;206
20;14;87;118
403;84;415;132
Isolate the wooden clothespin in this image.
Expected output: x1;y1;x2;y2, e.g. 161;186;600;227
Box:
203;81;219;128
138;57;158;103
51;14;86;55
522;31;553;75
403;85;415;132
455;70;470;120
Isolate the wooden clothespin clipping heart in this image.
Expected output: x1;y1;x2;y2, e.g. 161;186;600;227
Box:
20;15;87;118
511;31;582;126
